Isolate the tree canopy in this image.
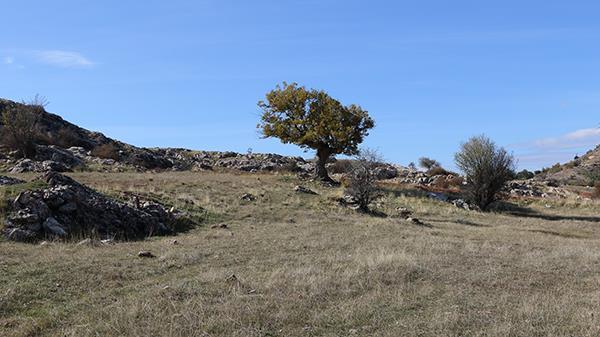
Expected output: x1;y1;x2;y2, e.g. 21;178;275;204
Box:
258;82;374;181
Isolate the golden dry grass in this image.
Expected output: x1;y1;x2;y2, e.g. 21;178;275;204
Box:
2;171;600;336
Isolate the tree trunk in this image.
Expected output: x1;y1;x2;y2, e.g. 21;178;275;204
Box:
315;147;334;183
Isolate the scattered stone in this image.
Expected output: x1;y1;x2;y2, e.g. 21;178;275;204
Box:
338;195;361;210
10;157;72;173
406;217;424;225
138;251;156;258
240;193;256;201
452;199;472;211
397;207;412;218
372;164;398;180
294;185;317;195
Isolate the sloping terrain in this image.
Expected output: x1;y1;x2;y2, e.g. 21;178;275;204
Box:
2;171;600;336
538;144;600;186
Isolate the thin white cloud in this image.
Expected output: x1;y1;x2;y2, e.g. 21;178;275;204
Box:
510;127;600;169
3;56;14;64
533;127;600;150
34;50;94;68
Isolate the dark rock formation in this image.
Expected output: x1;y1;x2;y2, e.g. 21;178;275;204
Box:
2;172;192;242
0;175;24;185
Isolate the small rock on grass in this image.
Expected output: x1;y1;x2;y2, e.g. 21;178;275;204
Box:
406;217;423;225
397;207;412;218
138;251;156;258
76;238;100;246
294;185;318;195
240;193;256;201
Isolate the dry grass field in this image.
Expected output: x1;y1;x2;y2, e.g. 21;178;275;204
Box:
2;171;600;336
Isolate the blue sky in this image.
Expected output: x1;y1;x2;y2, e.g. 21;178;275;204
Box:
1;0;599;170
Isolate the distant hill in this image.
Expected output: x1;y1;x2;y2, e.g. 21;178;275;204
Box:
537;145;600;186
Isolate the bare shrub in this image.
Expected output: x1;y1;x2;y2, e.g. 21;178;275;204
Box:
345;148;382;212
26;94;50;109
419;157;441;170
92;143;120;160
1;104;41;158
455;135;515;210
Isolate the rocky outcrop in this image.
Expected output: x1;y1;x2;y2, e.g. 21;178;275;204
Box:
10;159;71;173
155;149;311;173
0;175;24;185
504;180;571;199
539;145;600;186
2;172;193;242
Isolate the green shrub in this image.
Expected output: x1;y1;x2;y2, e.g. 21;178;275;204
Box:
455;135;515;210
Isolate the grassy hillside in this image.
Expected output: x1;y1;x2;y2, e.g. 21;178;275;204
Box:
2;171;600;336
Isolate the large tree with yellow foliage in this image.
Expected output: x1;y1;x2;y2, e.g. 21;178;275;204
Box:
258;82;374;182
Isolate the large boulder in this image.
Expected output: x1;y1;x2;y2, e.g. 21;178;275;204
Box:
2;172;192;242
34;145;83;168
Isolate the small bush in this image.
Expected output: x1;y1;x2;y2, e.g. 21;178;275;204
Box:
515;169;535;180
427;166;453;176
1;104;41;158
419;157;441;170
92;143;120;160
455;135;515;211
345;149;382;212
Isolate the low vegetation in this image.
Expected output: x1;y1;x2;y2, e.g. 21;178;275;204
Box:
2;171;600;336
455;135;516;210
1;101;42;158
418;157;441;170
344;149;382;212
